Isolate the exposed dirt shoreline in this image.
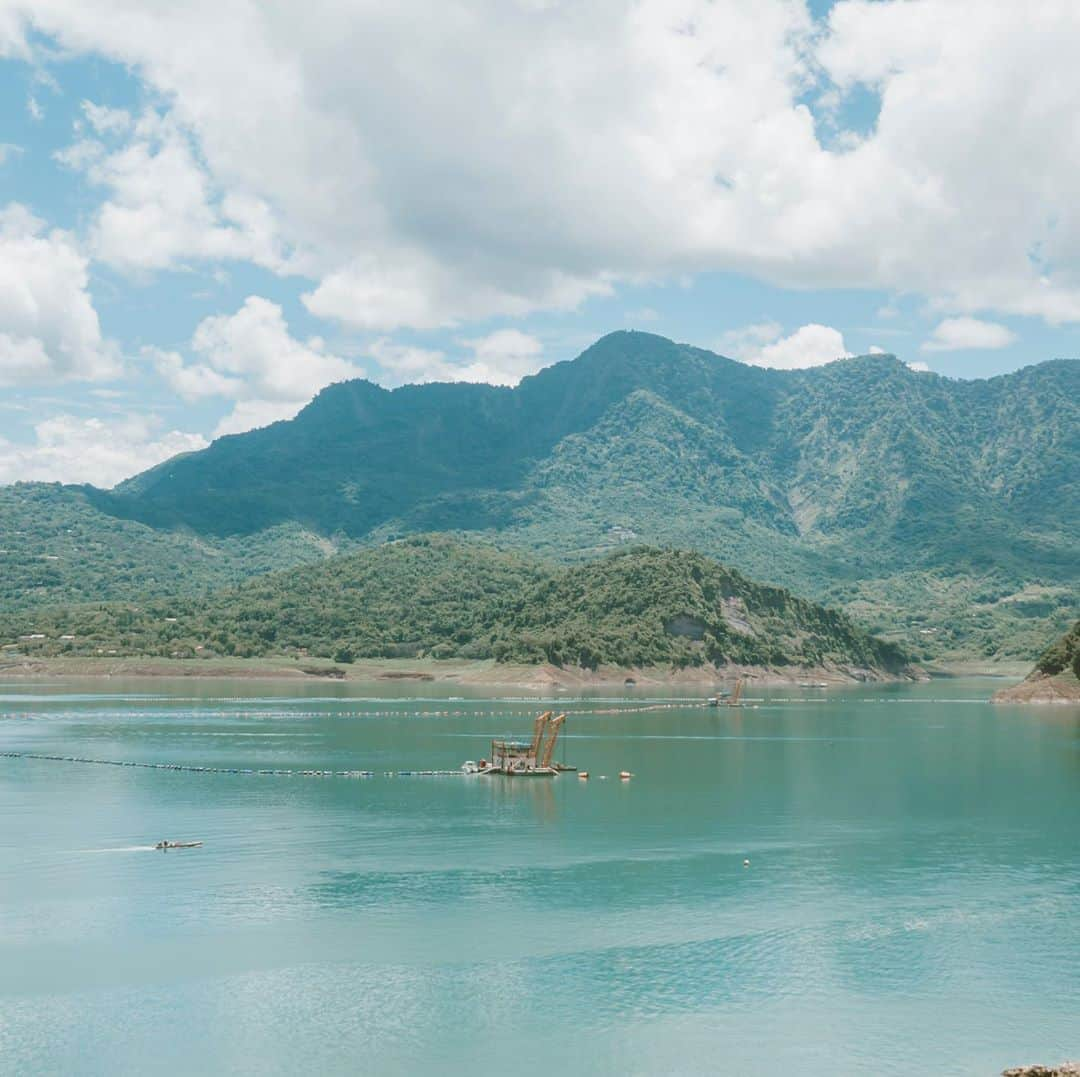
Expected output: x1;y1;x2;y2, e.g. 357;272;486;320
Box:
993;671;1080;705
0;654;928;690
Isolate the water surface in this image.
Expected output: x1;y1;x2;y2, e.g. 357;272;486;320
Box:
1;678;1077;1075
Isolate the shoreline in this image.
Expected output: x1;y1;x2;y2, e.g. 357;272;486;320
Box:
992;671;1080;705
0;654;939;689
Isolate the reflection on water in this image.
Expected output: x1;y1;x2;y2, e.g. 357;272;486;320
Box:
0;677;1077;1076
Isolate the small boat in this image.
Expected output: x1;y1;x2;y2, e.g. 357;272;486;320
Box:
461;759;493;774
155;840;203;850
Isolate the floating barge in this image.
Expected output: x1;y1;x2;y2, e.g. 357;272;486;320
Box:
462;711;572;776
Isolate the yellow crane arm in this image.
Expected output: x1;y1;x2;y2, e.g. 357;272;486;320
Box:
529;711;553;760
540;714;567;768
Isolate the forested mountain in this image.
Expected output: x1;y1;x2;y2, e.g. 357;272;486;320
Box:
1;539;908;675
3;332;1076;661
0;483;352;612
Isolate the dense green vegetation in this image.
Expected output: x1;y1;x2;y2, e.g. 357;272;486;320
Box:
0;483;352;612
2;332;1076;661
1035;620;1080;678
0;539;908;673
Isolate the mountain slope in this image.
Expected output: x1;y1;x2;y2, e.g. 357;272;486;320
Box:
0;539;909;675
4;332;1077;661
98;333;1077;558
0;482;351;612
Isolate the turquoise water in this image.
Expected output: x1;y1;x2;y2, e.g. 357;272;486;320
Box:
1;678;1077;1075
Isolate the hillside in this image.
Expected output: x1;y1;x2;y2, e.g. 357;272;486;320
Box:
994;620;1080;703
0;483;352;612
3;332;1077;661
0;539;910;676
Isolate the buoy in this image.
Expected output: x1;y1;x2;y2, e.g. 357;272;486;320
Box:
743;858;750;867
619;771;632;780
578;771;589;779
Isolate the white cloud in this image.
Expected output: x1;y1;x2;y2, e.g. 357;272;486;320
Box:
868;345;886;354
369;329;546;387
149;347;243;400
0;10;28;56
0;143;23;164
57;108;290;274
459;329;545;385
721;322;852;369
907;360;931;372
7;1;1080;329
303;255;608;332
716;321;784;360
190;297;358;402
921;317;1017;353
367;339;452;385
152;296;362;436
0;203;118;386
0;414;207;487
752;324;852;369
80;99;131;135
212;399;307;438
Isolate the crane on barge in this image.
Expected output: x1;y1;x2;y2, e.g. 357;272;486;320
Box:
708;676;747;707
462;710;571;776
539;713;567;769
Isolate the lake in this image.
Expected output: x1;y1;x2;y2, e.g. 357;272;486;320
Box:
1;677;1077;1075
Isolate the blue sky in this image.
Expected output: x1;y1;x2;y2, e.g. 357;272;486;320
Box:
2;1;1079;485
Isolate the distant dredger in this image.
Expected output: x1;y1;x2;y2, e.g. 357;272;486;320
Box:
462;710;576;776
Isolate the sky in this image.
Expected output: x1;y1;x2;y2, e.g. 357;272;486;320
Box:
2;0;1080;487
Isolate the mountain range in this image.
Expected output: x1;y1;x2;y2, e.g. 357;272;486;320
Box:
3;331;1076;662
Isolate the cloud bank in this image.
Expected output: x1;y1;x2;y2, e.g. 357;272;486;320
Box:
7;0;1080;330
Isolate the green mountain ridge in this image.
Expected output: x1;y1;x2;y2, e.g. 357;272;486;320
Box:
2;332;1076;662
1;539;909;674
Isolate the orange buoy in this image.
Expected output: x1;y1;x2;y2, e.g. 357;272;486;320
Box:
619;771;632;781
578;771;589;779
